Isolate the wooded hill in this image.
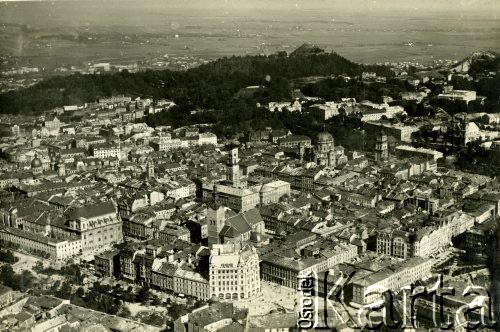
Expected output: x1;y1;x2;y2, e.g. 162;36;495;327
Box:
0;46;392;115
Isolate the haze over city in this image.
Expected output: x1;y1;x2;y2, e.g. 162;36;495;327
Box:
0;0;499;66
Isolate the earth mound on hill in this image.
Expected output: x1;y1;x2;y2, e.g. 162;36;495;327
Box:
289;43;325;57
451;51;499;73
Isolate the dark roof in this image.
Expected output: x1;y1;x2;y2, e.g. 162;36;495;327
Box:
220;225;239;238
157;262;178;276
223;208;263;237
25;295;63;310
188;302;237;328
218;321;245;332
279;135;311;143
95;249;120;260
241;208;264;226
247;313;297;330
225;216;251;235
0;285;12;295
270;129;289;137
68;201;116;220
286;230;317;246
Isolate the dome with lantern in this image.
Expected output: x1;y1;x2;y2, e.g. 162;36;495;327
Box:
31;155;42;168
31;154;43;175
316;131;334;154
316;131;334;145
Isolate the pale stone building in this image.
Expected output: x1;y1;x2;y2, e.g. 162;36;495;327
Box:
209;243;261;301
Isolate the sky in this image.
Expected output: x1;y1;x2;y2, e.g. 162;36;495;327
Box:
181;0;500;12
0;0;499;12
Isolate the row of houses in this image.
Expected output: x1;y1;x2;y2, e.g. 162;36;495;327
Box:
377;210;478;259
96;244;211;300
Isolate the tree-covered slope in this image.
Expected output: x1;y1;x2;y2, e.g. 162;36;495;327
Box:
0;50;392;115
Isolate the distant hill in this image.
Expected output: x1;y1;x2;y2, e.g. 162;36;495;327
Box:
0;45;392;115
450;51;500;74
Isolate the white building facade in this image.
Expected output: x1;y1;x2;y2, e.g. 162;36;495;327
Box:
209;243;261;301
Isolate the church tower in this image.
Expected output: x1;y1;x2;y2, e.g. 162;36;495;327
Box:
492;141;500;169
57;162;66;177
375;131;388;161
226;147;240;188
50;156;56;171
147;157;155;178
328;150;336;167
207;205;226;248
298;142;305;161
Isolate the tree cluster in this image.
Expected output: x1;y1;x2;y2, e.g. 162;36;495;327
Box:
301;77;414;103
0;265;35;292
0;249;18;264
34;263;84;284
71;286;130;317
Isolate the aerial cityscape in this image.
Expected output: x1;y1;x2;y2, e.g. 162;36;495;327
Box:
0;1;499;331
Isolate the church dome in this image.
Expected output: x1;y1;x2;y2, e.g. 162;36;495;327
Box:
316;132;334;144
31;155;42;168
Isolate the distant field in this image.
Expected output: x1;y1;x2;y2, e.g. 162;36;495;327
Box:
0;1;499;68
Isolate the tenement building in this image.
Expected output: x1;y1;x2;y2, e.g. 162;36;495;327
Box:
351;257;434;305
202;180;291;212
66;201;123;254
209;243;261;301
0;225;82;261
0;200;122;261
260;239;358;289
173;268;210;300
376;211;475;258
91;143;121;159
